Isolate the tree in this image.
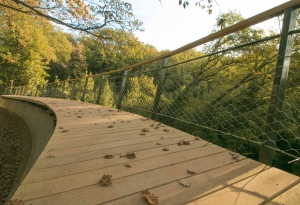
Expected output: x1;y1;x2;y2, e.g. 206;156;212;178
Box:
0;0;143;38
159;0;214;14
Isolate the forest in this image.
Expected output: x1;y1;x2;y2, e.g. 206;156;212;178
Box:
0;2;300;176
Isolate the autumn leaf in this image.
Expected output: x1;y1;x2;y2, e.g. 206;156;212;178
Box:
46;154;55;158
77;116;82;118
61;129;69;133
187;169;197;174
150;124;154;127
160;136;164;139
229;151;240;159
108;125;114;128
99;174;112;186
157;142;164;145
140;133;146;135
154;127;159;130
7;199;24;205
163;148;169;151
179;179;191;187
58;127;63;129
104;155;114;159
125;163;132;168
126;153;136;159
163;129;169;132
194;137;201;140
141;128;149;132
177;140;190;145
142;190;158;205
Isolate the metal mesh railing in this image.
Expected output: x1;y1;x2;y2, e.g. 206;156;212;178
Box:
3;3;300;172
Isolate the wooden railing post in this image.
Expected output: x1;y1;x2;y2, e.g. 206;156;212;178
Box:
81;77;89;102
70;81;76;100
117;69;128;109
35;85;40;97
151;57;169;119
60;82;65;98
259;7;298;166
95;75;105;104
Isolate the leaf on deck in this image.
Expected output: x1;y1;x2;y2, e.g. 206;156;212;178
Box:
163;148;169;151
7;199;24;205
177;140;190;145
157;142;164;145
125;163;132;168
140;133;146;135
104;155;114;159
194;137;201;140
99;174;112;186
142;190;158;205
179;179;191;187
187;169;197;174
61;129;69;133
77;116;82;118
163;129;169;132
126;153;136;159
229;151;240;159
108;125;114;128
141;128;149;132
58;127;63;129
160;136;164;139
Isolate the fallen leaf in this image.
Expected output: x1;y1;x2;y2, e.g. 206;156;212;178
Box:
140;133;146;135
79;110;82;112
121;120;124;123
179;179;191;187
61;129;69;133
113;122;116;124
95;123;98;125
187;169;197;174
127;121;130;123
154;127;159;130
160;136;164;139
157;123;161;126
163;129;169;132
194;137;201;140
150;124;154;127
7;199;24;205
117;109;122;112
126;153;136;159
125;163;132;168
141;128;149;132
141;118;150;121
108;125;114;128
104;155;114;159
163;148;169;151
177;140;190;145
99;174;112;186
142;190;158;205
77;116;82;118
46;154;55;158
229;151;240;159
58;127;63;129
108;110;114;112
157;142;164;145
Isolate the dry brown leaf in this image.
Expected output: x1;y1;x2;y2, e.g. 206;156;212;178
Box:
194;137;201;140
99;174;112;186
160;136;164;139
77;116;82;118
117;109;122;112
58;127;63;129
120;153;127;157
46;154;55;158
141;128;149;132
104;155;114;159
113;122;116;124
61;129;69;133
7;199;24;205
126;153;136;159
142;190;158;205
163;129;169;132
121;120;124;123
141;118;150;121
108;110;114;112
163;148;169;151
127;121;130;123
157;142;164;145
108;125;114;128
157;123;161;126
187;169;197;174
154;127;159;130
229;151;240;159
150;124;154;127
125;163;132;168
140;133;146;135
179;179;191;187
95;123;98;125
177;140;190;145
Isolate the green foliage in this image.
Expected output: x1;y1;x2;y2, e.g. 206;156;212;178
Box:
99;78;115;107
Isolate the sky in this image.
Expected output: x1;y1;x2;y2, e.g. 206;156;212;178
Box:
126;0;289;51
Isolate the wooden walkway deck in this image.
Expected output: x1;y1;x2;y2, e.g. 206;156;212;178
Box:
8;97;300;205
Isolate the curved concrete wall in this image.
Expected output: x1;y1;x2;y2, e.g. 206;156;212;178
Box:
0;97;56;204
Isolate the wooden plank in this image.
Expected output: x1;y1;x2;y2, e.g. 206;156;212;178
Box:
31;137;209;171
22;152;249;204
25;139;211;184
15;146;229;201
105;161;266;205
186;168;300;205
266;182;300;205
